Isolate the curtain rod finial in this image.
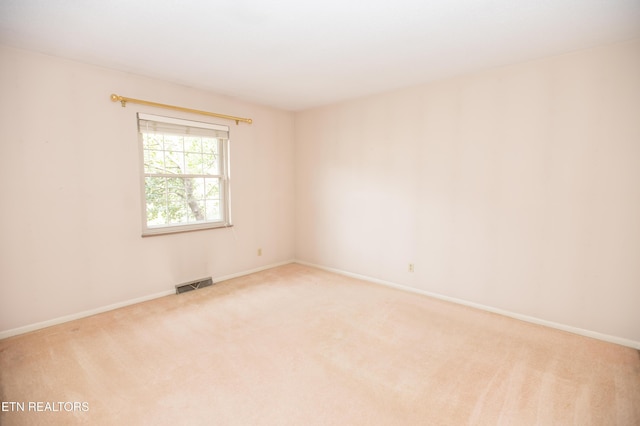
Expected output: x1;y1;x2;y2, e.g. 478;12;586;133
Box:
110;93;126;107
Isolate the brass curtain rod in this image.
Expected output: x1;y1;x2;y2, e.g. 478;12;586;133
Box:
110;94;252;125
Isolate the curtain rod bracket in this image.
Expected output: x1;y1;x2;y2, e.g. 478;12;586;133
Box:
109;93;252;125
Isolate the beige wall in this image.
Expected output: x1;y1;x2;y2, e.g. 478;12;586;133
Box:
2;40;639;345
295;40;640;343
0;46;296;333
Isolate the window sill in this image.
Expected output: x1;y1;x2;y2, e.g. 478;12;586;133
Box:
142;223;233;237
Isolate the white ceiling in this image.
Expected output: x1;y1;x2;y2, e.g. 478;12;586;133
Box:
1;1;639;111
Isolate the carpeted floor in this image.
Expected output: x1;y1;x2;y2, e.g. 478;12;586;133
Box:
1;263;639;425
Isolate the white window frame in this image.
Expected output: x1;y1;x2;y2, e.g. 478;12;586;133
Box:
138;113;232;236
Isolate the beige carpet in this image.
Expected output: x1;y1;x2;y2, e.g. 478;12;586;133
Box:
1;263;639;425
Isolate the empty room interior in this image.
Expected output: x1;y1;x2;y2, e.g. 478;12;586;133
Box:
1;1;639;424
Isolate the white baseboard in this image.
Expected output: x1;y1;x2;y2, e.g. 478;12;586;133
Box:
212;260;295;283
294;260;640;350
0;289;172;340
0;260;295;340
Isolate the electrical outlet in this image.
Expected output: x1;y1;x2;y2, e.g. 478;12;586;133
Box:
408;263;414;272
258;248;262;256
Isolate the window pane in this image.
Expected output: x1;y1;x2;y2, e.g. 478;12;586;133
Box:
183;178;205;221
204;178;220;198
148;210;168;226
201;138;218;154
205;199;221;221
169;203;188;224
185;153;203;174
166;179;186;225
145;177;168;225
166;177;185;197
144;149;165;174
184;136;202;153
190;178;205;200
143;134;162;150
187;199;206;222
203;153;219;175
164;150;184;174
163;134;183;152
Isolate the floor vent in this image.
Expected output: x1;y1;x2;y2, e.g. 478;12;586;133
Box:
175;277;214;294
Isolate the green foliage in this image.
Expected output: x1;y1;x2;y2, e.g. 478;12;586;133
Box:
142;133;222;226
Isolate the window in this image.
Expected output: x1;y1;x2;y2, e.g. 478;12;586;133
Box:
138;113;231;236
